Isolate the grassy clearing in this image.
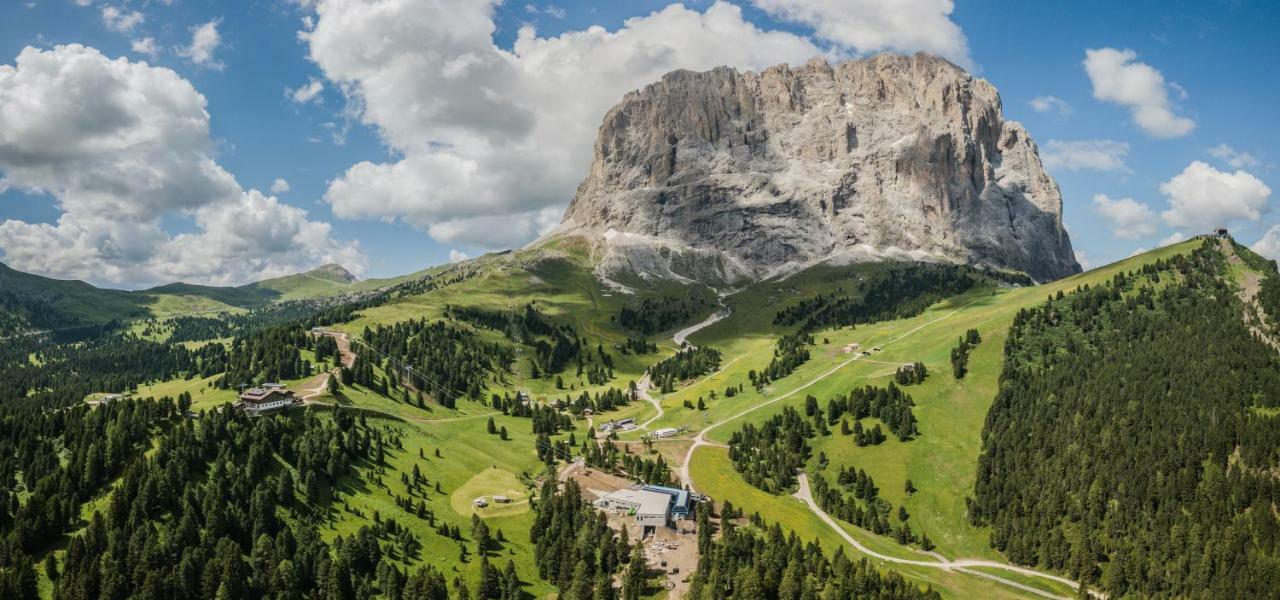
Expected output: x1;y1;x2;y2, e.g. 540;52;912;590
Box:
451;467;532;518
141;292;246;319
324;410;554;598
133;374;237;410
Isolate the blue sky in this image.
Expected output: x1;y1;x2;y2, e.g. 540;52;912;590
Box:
0;0;1276;287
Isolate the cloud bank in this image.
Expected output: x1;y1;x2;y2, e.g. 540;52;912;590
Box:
0;45;361;287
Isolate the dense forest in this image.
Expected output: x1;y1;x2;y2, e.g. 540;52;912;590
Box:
446;304;614;382
218;325;315;388
617;295;712;335
0;396;477;600
825;384;919;442
0;333;222;408
529;479;643;600
362;319;514;408
647;346;721;392
772;264;985;331
687;518;939;599
971;240;1280;597
727;407;815;493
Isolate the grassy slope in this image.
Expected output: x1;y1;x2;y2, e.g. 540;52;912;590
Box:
336;251;702;406
655;240;1202;598
0;256;460;334
322;409;555;598
0;261;150;329
114;240;1203;600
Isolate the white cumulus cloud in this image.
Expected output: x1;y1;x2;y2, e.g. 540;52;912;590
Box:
1253;225;1280;261
179;19;223;69
101;6;144;33
0;44;361;287
524;4;565;19
1028;95;1071;117
304;0;828;247
1084;48;1194;138
288;77;324;104
270;178;291;193
1042;139;1129;172
1159;231;1186;246
448;249;469;262
131;37;159;58
750;0;971;68
1159;161;1271;230
1207;143;1259;169
1091;193;1157;240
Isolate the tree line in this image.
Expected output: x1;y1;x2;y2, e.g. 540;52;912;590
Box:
362;318;514;408
616;295;712;336
647;346;721;392
971;240;1280;597
687;516;940;599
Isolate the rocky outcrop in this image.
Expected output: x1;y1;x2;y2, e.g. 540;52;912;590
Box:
548;53;1079;285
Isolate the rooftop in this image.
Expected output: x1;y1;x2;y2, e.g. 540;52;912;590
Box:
239;387;293;402
642;484;690;510
603;488;671;516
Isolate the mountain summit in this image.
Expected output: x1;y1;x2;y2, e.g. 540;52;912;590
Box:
551;53;1080;284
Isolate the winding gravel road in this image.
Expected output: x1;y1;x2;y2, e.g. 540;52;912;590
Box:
669;297;1105;599
795;473;1101;600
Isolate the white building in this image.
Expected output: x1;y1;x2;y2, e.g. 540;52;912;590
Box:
653;428;678;439
237;387;297;414
596;488;672;528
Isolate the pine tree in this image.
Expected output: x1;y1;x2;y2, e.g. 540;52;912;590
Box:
622;540;646;600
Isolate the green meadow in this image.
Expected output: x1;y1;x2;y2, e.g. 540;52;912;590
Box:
103;239;1204;599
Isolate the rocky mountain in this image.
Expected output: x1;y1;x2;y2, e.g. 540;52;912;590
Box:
548;53;1080;285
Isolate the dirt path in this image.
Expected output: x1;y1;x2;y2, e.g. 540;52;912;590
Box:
667;295;1103;598
323;330;357;368
298;372;332;400
672;303;730;347
795;474;1101;600
634;374;662;430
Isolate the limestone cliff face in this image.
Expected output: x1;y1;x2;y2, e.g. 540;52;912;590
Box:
550;53;1080;285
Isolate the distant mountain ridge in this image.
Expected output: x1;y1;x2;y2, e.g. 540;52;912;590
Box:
0;261;374;334
548;53;1080;285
